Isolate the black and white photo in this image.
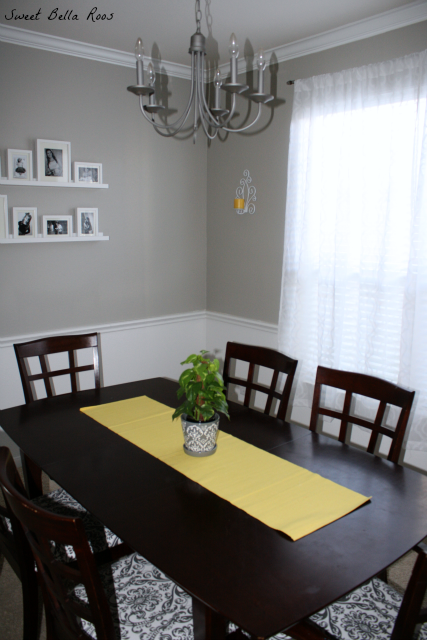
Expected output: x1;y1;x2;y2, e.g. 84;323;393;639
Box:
74;162;102;184
77;208;98;236
44;148;63;177
43;215;72;237
37;139;71;182
7;149;33;181
13;207;37;238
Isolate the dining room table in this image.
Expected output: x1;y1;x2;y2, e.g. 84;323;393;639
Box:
1;376;427;640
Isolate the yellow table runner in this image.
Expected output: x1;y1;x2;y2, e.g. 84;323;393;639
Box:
81;396;370;541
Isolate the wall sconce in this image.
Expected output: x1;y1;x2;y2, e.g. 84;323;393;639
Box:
234;170;256;215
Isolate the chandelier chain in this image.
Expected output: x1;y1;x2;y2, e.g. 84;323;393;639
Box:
195;0;202;33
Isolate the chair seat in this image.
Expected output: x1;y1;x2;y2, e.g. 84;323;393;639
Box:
230;578;427;640
1;488;121;562
33;488;122;561
309;577;427;640
72;551;193;640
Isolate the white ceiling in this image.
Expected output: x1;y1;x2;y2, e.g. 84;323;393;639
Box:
1;0;426;68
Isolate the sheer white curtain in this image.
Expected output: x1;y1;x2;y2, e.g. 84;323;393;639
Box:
278;50;427;450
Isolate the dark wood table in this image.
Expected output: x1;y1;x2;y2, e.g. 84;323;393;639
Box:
1;378;427;639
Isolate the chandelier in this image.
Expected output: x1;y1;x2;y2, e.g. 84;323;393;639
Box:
127;0;273;142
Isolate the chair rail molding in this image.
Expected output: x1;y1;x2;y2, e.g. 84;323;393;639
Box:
1;308;426;473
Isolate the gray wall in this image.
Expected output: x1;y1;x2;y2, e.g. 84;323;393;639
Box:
0;42;207;338
2;21;426;339
206;22;427;325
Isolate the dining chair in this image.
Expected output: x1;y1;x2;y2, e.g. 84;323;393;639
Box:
0;484;39;640
309;366;415;464
10;334;123;638
223;342;298;421
286;543;427;640
228;547;427;640
0;448;127;640
14;332;100;498
0;447;193;640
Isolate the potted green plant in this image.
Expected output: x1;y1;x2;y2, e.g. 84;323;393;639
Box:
172;350;229;456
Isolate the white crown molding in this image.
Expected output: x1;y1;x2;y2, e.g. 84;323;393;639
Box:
1;1;426;79
227;0;427;75
0;23;192;79
0;310;206;349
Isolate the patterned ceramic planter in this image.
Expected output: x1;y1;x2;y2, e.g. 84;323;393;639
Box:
181;413;220;456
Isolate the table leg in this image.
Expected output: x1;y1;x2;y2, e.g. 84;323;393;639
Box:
192;597;228;640
20;451;43;499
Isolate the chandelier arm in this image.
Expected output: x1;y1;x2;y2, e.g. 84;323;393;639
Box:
198;56;238;129
193;54;219;139
197;88;219;140
138;53;197;133
138;96;192;136
197;55;227;129
222;103;263;133
138;90;194;134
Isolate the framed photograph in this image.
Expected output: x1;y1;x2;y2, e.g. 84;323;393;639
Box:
13;207;37;239
7;149;33;181
77;208;98;236
43;215;73;237
74;162;102;184
0;195;8;239
37;139;71;183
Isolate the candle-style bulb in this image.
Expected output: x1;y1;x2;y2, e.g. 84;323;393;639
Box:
147;62;155;86
214;68;222;88
135;38;144;60
256;49;266;72
229;33;239;58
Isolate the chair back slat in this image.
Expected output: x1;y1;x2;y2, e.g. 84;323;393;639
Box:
39;354;54;398
14;333;100;404
338;390;353;441
310;366;415;463
69;350;78;394
223;342;298;421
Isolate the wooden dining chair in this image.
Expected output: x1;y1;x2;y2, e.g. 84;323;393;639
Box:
223;342;298;421
0;447;193;640
282;543;427;640
14;333;100;498
228;546;427;640
309;366;415;464
0;480;39;640
0;447;127;640
14;332;100;405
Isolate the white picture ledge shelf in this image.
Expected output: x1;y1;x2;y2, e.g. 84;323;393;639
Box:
0;235;109;244
0;178;109;189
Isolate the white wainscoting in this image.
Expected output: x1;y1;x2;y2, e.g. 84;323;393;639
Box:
1;309;426;472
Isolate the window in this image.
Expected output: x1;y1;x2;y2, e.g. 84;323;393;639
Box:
278;51;427;450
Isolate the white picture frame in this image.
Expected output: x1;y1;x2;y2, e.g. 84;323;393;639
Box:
43;215;73;237
0;195;8;239
7;149;33;181
74;162;102;184
13;207;37;239
76;208;98;236
37;139;71;183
